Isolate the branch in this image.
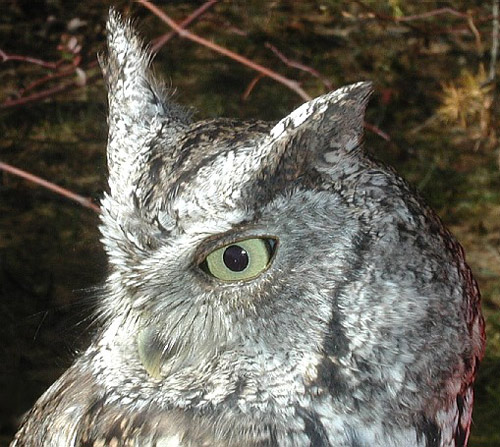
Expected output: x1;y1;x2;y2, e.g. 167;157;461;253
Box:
0;49;58;70
265;42;333;91
353;1;485;37
242;74;265;100
363;122;390;141
395;7;468;22
19;66;78;96
138;0;311;101
0;161;100;213
467;13;483;53
1;71;100;109
151;0;218;53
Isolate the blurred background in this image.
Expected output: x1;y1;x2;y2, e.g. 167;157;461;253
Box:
0;1;499;445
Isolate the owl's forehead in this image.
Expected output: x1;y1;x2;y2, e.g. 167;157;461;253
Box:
152;119;274;232
174;118;272;167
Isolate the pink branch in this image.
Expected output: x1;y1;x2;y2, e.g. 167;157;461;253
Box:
0;49;58;70
265;42;333;91
151;0;218;53
138;0;311;101
1;72;100;109
19;67;77;96
363;122;390;141
242;74;265;100
0;161;100;213
395;7;468;22
352;1;487;37
19;59;99;96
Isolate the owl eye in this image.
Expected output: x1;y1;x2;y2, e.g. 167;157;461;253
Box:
201;238;276;281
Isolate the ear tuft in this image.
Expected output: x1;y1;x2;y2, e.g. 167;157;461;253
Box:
260;82;373;184
100;8;161;119
270;81;372;142
100;9;191;210
268;82;373;170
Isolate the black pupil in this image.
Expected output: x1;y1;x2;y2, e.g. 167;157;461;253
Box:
223;245;249;272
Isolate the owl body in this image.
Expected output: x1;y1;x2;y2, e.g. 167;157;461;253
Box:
11;11;484;447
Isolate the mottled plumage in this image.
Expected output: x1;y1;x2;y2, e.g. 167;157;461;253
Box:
11;10;485;447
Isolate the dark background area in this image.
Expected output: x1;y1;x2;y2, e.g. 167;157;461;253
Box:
1;1;499;445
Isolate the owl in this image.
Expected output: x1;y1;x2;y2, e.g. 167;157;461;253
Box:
11;10;485;447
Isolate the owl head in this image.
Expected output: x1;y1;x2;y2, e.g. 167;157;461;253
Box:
96;10;485;446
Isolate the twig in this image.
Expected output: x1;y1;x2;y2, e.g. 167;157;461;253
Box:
242;74;264;100
1;72;101;109
0;49;58;70
353;1;485;38
488;0;499;83
19;60;99;96
465;12;483;55
363;122;390;141
395;7;468;22
265;43;333;91
352;1;429;35
151;0;218;53
19;66;77;96
0;161;100;213
138;0;311;101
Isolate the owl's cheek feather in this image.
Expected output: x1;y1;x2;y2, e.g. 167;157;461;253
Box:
155;434;182;447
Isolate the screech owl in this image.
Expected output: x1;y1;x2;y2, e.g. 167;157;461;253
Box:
11;10;485;447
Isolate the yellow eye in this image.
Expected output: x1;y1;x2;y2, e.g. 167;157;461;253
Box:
201;238;276;281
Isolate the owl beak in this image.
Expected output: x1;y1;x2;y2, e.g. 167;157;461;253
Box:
137;326;164;379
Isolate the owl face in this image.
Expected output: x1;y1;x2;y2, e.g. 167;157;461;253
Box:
99;9;373;384
90;9;485;446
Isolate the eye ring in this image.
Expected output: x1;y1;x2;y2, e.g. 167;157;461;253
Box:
199;237;277;282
